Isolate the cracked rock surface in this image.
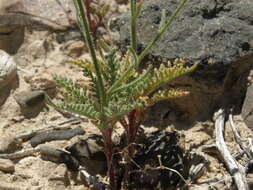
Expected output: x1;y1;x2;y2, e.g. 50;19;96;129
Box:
119;0;253;64
118;0;253;124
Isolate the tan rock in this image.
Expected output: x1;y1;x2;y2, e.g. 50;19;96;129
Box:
0;134;20;153
0;158;15;173
26;77;57;98
63;40;87;58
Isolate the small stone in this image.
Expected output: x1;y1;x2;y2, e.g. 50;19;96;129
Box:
63;40;87;58
56;30;82;44
96;27;107;36
27;77;57;98
0;50;18;106
30;179;39;186
66;134;107;175
0;134;20;153
14;90;45;118
15;90;45;108
0;158;15;173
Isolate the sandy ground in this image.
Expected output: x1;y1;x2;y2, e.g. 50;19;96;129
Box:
1;1;253;189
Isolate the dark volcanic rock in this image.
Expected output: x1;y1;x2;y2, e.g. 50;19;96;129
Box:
119;0;253;64
66;134;107;175
30;127;85;147
118;0;253;125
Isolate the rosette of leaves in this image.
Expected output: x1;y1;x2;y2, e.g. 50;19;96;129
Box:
47;0;193;189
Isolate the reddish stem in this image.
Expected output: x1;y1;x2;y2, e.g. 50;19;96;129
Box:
101;126;117;189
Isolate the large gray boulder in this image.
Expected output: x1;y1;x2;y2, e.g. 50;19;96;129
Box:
118;0;253;125
0;0;76;29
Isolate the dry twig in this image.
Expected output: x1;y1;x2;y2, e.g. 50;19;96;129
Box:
16;118;80;141
215;109;249;190
0;148;40;159
79;168;108;190
248;138;253;157
229;114;252;159
156;155;189;186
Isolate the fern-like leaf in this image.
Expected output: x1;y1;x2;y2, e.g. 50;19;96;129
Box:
106;100;143;121
100;50;120;86
48;98;99;120
148;88;190;106
111;67;152;95
54;76;90;104
141;61;197;96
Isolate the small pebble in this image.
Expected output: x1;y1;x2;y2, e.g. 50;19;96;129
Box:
0;158;15;173
14;90;45;108
0;134;20;153
63;40;87;58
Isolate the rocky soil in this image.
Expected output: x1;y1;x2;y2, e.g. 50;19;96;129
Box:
0;0;253;190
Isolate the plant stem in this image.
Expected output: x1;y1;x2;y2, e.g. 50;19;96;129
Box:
74;0;107;110
101;127;116;189
130;0;137;52
83;0;92;32
137;0;188;64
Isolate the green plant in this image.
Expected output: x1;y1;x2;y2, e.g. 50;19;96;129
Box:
47;0;194;189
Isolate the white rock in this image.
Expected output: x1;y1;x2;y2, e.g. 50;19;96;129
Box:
0;50;17;89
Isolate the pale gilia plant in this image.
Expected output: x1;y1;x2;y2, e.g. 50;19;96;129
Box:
47;0;193;189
